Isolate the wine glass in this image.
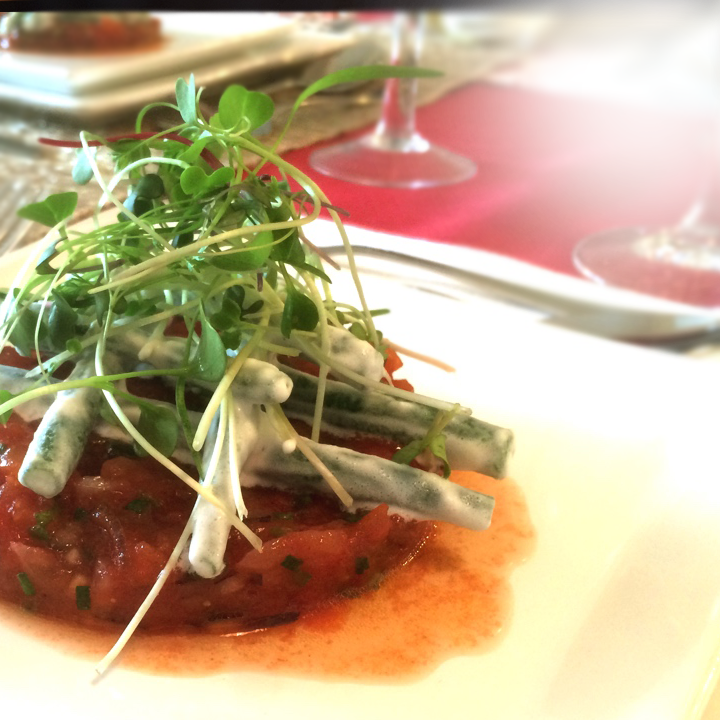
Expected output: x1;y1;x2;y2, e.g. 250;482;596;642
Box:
572;163;720;308
309;12;476;189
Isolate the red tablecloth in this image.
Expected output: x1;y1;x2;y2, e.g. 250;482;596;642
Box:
285;83;715;279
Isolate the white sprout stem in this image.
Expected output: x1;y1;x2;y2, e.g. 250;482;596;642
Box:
384;339;456;373
269;404;352;507
102;156;189;204
293;336;472;415
97;203;323;294
79;132;174;252
92;324;255;540
298;270;330;443
202;403;227;487
192;317;267;451
94;513;195;677
226;395;247;518
241;134;379;349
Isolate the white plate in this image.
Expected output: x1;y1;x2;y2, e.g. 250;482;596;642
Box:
0;13;294;95
0;14;351;121
1;225;720;719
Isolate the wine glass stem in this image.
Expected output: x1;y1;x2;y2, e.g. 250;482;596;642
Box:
370;12;429;153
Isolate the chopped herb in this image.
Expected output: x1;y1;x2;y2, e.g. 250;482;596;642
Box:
17;572;35;597
355;557;370;575
342;509;368;524
29;506;58;542
270;527;287;538
28;525;50;543
293;494;313;510
281;554;303;572
124;495;154;514
75;585;91;610
280;554;311;585
34;508;58;525
271;512;294;521
293;570;312;587
73;507;89;521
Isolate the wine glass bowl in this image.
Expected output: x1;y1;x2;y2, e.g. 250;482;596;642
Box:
573;224;720;307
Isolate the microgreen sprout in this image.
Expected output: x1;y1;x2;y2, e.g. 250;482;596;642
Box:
0;64;511;677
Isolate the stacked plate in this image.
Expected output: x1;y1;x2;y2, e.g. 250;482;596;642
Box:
0;12;351;121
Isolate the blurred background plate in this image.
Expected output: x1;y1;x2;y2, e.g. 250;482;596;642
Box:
0;13;353;122
0;13;294;96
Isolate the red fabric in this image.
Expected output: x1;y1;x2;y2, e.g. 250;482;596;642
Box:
285;83;715;278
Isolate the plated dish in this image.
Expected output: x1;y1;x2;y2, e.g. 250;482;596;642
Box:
1;229;719;719
1;72;719;720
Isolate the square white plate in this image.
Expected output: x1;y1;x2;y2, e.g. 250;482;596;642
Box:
0;13;294;96
1;221;719;719
0;13;352;121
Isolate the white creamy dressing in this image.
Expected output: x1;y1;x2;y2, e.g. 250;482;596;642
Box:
324;325;385;382
19;387;98;498
188;402;261;578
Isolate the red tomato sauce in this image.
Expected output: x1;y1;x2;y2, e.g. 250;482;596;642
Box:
0;346;535;679
0;15;163;54
0;417;431;630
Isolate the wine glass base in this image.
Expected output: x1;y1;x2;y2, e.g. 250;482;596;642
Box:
309;134;476;189
573;225;720;306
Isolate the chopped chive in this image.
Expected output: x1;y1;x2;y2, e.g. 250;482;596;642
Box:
281;554;303;572
271;512;294;521
17;572;35;597
73;507;89;521
292;494;313;510
342;510;367;524
355;556;369;575
34;508;58;525
75;585;91;610
29;525;50;542
125;495;154;514
294;570;312;587
270;527;287;538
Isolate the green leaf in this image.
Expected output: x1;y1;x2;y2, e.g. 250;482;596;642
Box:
135;173;165;199
8;308;39;356
209;230;274;272
218;85;274;132
48;291;78;351
280;289;319;338
72;149;95;185
293;64;442;114
176;75;197;123
429;433;451;479
391;439;425;467
17;192;78;227
136;402;178;457
177;135;214;166
189;309;226;383
35;240;59;275
293;261;331;284
94;290;110;325
179;165;234;196
0;389;15;423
